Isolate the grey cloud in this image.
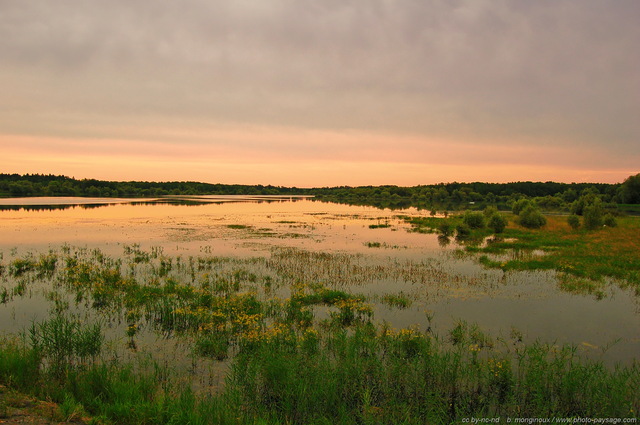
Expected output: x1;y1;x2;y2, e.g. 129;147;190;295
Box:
0;0;639;155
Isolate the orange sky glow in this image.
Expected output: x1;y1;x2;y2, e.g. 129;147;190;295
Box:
1;130;632;187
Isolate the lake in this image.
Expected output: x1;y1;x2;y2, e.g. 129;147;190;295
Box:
0;196;638;374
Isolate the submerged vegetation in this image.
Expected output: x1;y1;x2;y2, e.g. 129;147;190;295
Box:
0;244;638;423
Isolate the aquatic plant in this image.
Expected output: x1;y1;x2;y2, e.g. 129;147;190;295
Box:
27;315;103;377
0;235;638;423
380;292;412;309
9;258;36;277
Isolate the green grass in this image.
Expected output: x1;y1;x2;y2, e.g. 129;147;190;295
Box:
405;212;640;288
617;204;640;215
233;324;640;423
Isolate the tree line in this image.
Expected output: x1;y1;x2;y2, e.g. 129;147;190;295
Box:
1;173;639;211
313;174;640;211
0;174;303;198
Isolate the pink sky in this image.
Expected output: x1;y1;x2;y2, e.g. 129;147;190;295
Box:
1;129;632;187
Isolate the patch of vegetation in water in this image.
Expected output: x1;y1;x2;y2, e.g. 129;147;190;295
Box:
226;224;252;230
556;273;608;300
379;292;413;309
368;223;391;229
364;240;406;250
279;233;308;239
224;225;309;240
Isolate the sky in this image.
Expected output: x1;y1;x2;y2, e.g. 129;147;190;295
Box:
1;0;638;187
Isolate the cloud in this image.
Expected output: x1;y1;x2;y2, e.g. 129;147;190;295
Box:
0;0;638;184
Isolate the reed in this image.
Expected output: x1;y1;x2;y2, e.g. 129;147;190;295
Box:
1;320;638;424
27;314;103;378
0;243;638;423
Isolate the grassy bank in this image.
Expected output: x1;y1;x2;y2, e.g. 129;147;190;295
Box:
471;216;640;289
405;214;640;289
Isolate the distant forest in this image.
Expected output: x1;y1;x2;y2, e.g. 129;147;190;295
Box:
1;173;639;212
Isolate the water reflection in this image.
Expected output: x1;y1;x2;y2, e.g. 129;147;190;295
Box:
437;235;451;247
0;203;114;211
0;197;638;366
0;195;314;211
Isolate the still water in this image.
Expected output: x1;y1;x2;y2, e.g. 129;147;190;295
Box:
0;196;638;366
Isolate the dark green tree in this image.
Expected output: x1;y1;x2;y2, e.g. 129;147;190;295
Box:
455;223;471;238
617;173;640;204
483;205;498;218
437;220;454;237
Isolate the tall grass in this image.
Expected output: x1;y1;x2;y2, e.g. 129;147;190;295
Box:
230;323;639;424
27;314;103;379
1;319;639;424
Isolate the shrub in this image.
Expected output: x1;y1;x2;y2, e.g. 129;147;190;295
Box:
483;206;498;218
512;199;533;215
603;214;617;228
583;199;604;230
488;213;508;234
463;211;486;229
437;220;454;237
455;223;471;238
519;206;546;229
567;215;580;230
